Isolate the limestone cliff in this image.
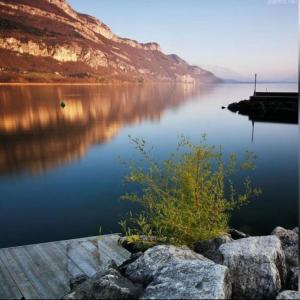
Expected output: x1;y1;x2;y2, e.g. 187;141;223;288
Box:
0;0;219;83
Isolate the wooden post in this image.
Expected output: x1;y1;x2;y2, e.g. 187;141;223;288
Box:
254;73;257;96
251;120;255;143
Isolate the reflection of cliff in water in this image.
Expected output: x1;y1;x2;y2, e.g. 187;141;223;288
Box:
0;84;212;174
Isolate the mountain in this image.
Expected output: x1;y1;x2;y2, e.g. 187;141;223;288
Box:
199;64;252;82
200;64;298;83
0;0;219;84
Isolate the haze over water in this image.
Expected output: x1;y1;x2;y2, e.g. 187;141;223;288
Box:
0;83;297;247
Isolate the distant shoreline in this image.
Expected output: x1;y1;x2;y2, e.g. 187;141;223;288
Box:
0;82;114;86
220;80;297;84
0;81;296;86
0;81;202;86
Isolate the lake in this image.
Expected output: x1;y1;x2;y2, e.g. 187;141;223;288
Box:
0;83;297;248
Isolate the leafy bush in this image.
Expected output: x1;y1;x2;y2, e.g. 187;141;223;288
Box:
120;135;261;247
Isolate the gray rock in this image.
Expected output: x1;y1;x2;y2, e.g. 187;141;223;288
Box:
292;227;298;234
276;290;300;299
141;259;231;299
272;226;299;289
125;245;209;285
64;267;142;299
125;244;232;299
272;226;298;249
219;236;286;299
228;229;249;240
194;235;233;263
118;252;143;275
286;266;299;290
284;244;299;268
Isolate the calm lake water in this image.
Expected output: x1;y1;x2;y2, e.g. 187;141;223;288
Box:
0;83;297;248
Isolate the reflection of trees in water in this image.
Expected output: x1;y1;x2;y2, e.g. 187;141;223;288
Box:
0;84;213;174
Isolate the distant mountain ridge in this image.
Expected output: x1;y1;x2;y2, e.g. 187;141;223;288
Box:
0;0;220;83
199;64;252;82
199;64;297;83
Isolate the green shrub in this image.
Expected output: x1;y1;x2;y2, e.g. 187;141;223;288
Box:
120;135;261;247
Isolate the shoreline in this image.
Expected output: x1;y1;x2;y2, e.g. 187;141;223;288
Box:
1;226;296;299
0;82;115;86
0;81;296;86
0;81;202;86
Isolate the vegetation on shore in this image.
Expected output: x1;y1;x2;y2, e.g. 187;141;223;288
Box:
120;135;261;247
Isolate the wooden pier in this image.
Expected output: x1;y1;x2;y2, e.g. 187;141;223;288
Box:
0;234;131;299
250;92;298;102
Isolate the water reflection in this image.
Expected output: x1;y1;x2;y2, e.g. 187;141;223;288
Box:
0;84;211;174
0;83;297;246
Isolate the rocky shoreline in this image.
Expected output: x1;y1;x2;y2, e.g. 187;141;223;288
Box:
64;226;299;299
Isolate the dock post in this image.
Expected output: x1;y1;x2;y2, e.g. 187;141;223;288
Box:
251;120;255;143
254;73;257;96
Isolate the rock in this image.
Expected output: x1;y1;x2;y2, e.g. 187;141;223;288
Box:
125;245;209;285
228;228;249;240
276;290;300;299
194;235;233;264
227;102;239;112
64;267;142;299
286;266;299;290
219;236;286;299
69;274;88;290
284;245;299;268
292;227;298;234
272;226;299;289
141;259;231;299
125;244;231;299
272;226;298;288
118;252;143;275
272;226;298;249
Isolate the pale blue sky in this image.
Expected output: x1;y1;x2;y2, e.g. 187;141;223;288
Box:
69;0;298;81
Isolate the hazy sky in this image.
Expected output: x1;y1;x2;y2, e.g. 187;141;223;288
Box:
69;0;298;81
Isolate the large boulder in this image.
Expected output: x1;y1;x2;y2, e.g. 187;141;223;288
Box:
276;290;300;299
272;226;298;289
125;245;232;299
194;235;233;264
141;260;231;299
219;236;286;299
125;245;208;284
64;267;142;299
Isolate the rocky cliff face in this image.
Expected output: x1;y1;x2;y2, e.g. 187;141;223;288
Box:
0;0;219;83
